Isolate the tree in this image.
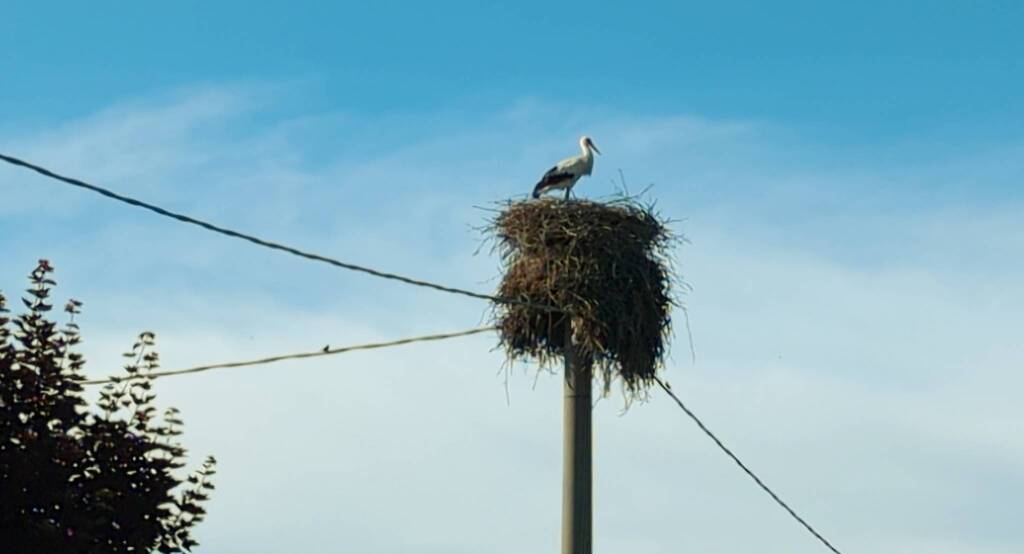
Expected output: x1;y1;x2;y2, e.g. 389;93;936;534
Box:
0;260;215;553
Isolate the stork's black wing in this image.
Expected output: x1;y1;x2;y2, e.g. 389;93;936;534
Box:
532;167;574;198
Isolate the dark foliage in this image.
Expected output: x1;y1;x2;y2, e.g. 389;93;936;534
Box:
0;260;215;553
488;197;679;400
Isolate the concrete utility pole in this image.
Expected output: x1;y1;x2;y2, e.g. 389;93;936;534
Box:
561;324;592;554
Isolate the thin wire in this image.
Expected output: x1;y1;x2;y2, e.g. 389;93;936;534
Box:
80;326;496;385
682;305;696;364
0;153;557;313
655;377;843;554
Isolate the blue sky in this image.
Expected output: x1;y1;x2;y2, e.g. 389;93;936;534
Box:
3;2;1022;139
1;2;1023;553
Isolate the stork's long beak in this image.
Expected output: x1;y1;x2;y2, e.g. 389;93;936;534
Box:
589;140;601;155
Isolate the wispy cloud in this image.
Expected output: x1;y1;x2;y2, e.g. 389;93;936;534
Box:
1;84;1021;553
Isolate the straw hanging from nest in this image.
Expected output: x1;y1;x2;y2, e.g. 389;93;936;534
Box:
488;196;679;400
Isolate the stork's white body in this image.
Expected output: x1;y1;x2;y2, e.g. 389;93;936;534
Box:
532;136;600;199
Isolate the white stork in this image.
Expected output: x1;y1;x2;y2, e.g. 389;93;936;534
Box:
531;136;601;200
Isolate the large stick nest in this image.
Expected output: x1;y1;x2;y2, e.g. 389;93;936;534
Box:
487;197;679;398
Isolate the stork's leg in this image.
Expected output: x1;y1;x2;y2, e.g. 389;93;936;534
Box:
564;187;571;201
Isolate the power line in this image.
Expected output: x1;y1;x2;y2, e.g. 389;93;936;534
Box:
0;153;557;313
76;317;841;553
80;326;496;385
655;378;844;554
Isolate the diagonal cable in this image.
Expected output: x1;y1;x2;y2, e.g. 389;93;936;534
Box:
80;326;496;385
0;153;556;312
656;378;844;554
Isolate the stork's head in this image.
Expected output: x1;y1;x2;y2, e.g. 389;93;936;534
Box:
580;136;601;155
